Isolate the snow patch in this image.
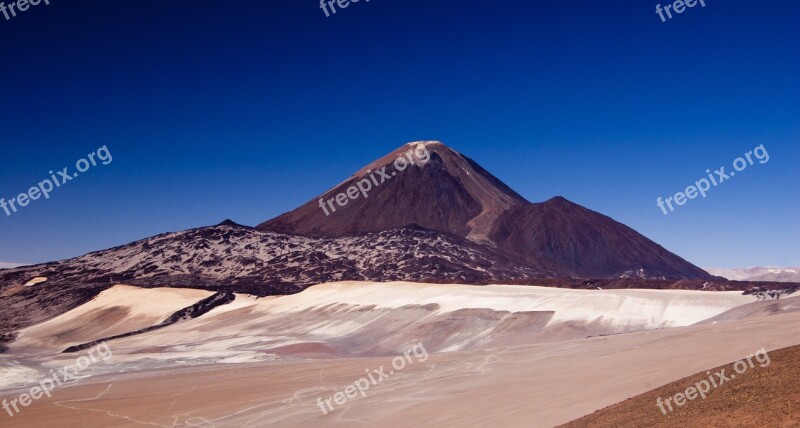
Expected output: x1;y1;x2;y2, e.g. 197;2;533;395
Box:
23;277;48;287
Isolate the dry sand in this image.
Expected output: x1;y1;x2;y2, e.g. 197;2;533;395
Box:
3;310;799;427
0;282;796;427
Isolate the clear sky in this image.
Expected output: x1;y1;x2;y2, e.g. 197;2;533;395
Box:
0;0;798;268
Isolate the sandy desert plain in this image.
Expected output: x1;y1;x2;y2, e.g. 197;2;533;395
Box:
1;281;799;427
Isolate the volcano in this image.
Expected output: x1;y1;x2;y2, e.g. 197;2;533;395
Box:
259;142;527;245
259;141;711;280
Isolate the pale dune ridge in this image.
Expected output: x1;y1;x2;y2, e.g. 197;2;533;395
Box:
7;282;756;364
12;285;214;353
275;281;755;327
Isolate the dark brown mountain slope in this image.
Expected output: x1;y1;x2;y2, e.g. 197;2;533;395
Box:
489;197;712;279
259;141;712;280
259;141;528;243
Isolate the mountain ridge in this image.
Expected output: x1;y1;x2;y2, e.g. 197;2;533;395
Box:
705;266;800;283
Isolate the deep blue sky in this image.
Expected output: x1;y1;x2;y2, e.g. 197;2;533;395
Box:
0;0;798;267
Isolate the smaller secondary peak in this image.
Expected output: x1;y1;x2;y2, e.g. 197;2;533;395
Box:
217;219;244;227
543;196;575;205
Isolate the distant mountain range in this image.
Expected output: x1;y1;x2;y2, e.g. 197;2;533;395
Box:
0;262;26;270
705;267;800;283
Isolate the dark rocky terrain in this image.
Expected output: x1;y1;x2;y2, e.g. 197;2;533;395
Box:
0;221;553;331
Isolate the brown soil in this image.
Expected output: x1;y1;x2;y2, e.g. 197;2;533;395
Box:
560;344;800;428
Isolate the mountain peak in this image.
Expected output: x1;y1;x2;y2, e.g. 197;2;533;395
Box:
259;141;527;241
403;140;450;151
406;140;445;147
